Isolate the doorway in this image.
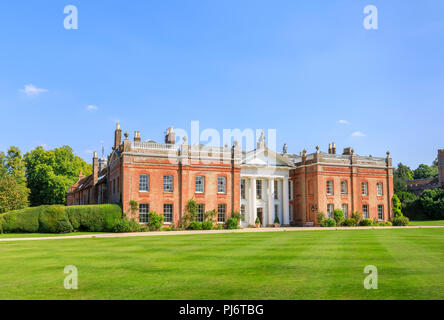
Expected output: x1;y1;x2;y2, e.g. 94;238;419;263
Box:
257;208;264;226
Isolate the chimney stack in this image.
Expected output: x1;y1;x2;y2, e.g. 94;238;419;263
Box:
93;151;99;185
332;142;337;155
328;143;332;154
114;123;122;150
134;131;141;142
165;127;175;144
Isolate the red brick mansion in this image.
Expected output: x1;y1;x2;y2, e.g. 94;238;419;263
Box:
67;124;394;227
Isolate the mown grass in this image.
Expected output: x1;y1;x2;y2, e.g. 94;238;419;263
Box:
409;220;444;226
0;232;108;239
0;229;443;300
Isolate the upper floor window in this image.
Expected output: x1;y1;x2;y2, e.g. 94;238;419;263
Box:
139;174;149;192
378;205;384;220
326;180;334;195
363;204;369;219
289;180;293;200
240;179;246;199
195;176;205;193
362;182;369;196
341;181;348;195
164;204;173;223
139;204;149;224
256;180;262;199
197;204;205;222
241;205;246;222
217;204;226;223
218;176;227;194
274;180;279;199
164;175;173;192
377;183;383;197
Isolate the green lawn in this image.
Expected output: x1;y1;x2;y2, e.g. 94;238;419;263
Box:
409;220;444;226
0;232;107;239
0;229;443;300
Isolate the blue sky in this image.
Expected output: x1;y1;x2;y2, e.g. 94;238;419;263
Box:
0;0;443;168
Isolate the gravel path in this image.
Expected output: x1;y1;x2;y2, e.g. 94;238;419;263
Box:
1;225;443;242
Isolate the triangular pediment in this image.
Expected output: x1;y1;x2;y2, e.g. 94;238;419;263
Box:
242;148;294;168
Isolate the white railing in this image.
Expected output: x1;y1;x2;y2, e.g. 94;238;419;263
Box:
133;141;177;150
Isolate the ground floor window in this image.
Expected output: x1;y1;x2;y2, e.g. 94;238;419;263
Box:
241;205;246;222
363;204;369;219
164;204;173;223
342;204;348;218
197;204;205;222
378;205;384;220
327;204;334;218
218;204;226;223
139;204;149;224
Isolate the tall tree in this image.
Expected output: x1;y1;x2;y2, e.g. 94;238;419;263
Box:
25;146;92;206
413;164;438;180
394;163;413;193
0;148;30;213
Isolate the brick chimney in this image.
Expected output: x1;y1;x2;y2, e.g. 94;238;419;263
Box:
332;142;337;155
134;131;141;142
114;123;122;150
328;143;332;154
439;149;444;185
165;127;175;144
93;151;99;185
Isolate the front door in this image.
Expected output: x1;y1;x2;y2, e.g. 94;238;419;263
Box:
257;208;263;226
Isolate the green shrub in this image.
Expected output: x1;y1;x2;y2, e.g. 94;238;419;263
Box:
112;219;132;233
160;226;172;231
333;209;345;225
0;215;4;233
317;211;326;224
231;212;241;222
66;204;122;232
202;221;213;230
226;217;239;230
38;206;73;234
274;215;280;225
2;206;41;233
359;219;373;226
386;221;393;226
351;211;362;223
255;217;261;225
148;211;164;231
343;218;356;227
139;224;149;232
321;218;336;227
188;221;203;230
392;216;409;226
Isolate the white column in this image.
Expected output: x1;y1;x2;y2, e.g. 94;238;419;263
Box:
249;177;257;226
268;178;274;226
283;177;290;225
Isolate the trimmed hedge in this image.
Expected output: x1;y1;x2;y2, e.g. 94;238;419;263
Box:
0;204;122;234
65;204;122;232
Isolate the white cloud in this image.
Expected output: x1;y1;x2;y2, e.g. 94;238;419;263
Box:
87;105;99;111
351;131;367;137
338;120;349;125
21;84;48;96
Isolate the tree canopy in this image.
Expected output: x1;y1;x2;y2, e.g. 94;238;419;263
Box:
413;164;438;180
24;146;92;206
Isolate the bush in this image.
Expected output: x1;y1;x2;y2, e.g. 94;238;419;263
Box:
148;211;164;231
274;215;280;225
317;211;326;225
333;209;345;225
0;215;4;233
343;218;356;227
39;206;73;234
386;221;392;226
226;217;239;230
392;216;409;226
321;218;336;227
351;211;362;223
112;219;132;233
188;221;203;230
202;221;213;230
1;206;41;233
66;204;122;232
359;219;373;226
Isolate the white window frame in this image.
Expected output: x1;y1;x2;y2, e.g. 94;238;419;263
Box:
139;204;149;224
256;180;262;200
218;176;227;194
378;205;384;220
240;179;246;199
327;180;334;195
164;204;173;223
217;204;226;223
197;204;205;222
363;204;369;219
341;181;348;195
377;183;383;197
362;182;368;196
342;204;348;218
274;180;278;199
139;174;149;192
327;204;334;218
163;175;173;192
195;176;205;193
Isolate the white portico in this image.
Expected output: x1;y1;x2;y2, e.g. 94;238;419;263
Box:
240;138;295;228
